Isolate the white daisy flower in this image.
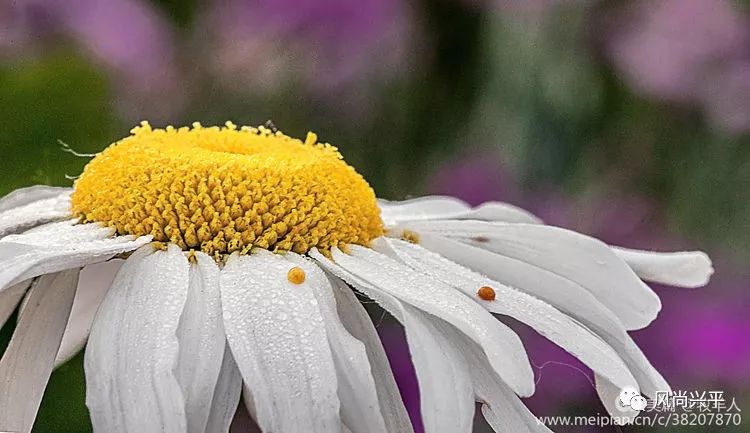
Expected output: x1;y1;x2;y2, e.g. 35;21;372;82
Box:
0;121;713;433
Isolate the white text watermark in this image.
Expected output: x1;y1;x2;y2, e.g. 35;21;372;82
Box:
536;388;743;428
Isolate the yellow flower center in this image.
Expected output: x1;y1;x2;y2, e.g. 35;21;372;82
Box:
71;121;383;258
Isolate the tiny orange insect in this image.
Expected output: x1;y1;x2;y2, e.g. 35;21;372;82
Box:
477;285;496;301
287;266;306;284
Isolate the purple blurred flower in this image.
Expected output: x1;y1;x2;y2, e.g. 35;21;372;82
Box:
201;0;412;101
428;154;673;247
379;326;424;433
604;0;750;134
606;0;746;102
524;189;678;250
2;0;185;121
640;284;750;385
426;153;520;207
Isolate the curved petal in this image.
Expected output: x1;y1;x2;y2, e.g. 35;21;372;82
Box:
0;187;71;237
378;196;469;223
220;251;341;433
176;252;226;433
84;244;190;433
285;253;390;433
430;317;551;433
400;305;476;433
409;233;669;397
0;269;79;433
314;249;550;433
381;238;638;392
481;404;552;433
0;185;70;212
595;374;640;424
327;245;534;397
326;275;414;433
205;344;242;433
457;202;543;224
402;221;660;330
379;196;541;225
311;249;474;433
0;220;151;291
55;259;122;367
401;231;625;335
612;247;713;288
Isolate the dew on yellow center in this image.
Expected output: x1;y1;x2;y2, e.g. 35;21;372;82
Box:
71;121;383;258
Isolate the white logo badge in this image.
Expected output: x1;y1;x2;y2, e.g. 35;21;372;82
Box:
617;387;647;411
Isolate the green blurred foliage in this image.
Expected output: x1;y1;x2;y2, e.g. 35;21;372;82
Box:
0;50;117;194
35;354;91;433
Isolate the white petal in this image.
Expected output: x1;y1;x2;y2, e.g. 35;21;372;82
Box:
409;233;669;397
328;245;534;397
612;247;713;288
84;244;189;433
0;185;70;212
205;344;242;433
311;249;474;433
285;253;390;433
382;238;637;391
315;251;548;433
378;196;470;223
0;280;31;330
0;188;72;237
241;383;260;425
457;202;543;224
176;252;226;433
430;317;551;433
0;186;71;236
595;374;640;424
400;305;475;433
54;260;122;367
405;221;661;329
409;233;617;331
481;404;552;433
379;196;541;225
0;221;151;291
326;273;414;433
220;251;341;433
237;388;263;432
0;269;79;433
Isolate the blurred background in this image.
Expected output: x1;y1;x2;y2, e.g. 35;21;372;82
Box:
1;0;749;431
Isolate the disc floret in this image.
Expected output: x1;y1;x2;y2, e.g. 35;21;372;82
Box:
71;122;383;258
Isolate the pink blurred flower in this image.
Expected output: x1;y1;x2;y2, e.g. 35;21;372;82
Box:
378;326;424;433
605;0;750;134
426;153;521;206
200;0;413;103
2;0;185;121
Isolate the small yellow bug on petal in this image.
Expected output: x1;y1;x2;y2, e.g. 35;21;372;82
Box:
401;230;420;244
477;285;496;301
287;267;306;284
